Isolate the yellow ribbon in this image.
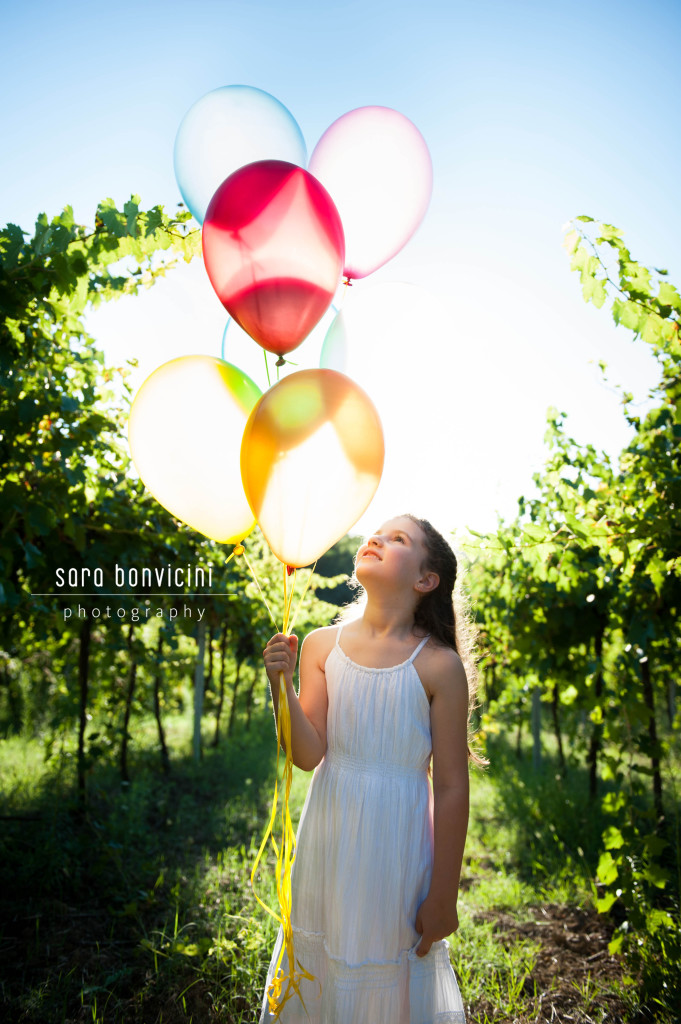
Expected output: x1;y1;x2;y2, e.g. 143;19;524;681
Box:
246;558;319;1019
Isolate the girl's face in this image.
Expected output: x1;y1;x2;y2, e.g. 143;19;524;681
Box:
355;516;431;591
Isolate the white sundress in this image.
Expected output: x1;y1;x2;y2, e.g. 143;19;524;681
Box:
258;626;466;1024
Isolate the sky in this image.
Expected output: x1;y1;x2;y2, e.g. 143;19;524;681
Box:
2;0;680;543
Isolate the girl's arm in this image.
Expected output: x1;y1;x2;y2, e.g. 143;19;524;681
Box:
263;629;330;772
414;647;470;957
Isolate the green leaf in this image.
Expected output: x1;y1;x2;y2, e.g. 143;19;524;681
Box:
658;281;681;309
641;314;663;348
597;850;618;885
97;198;127;238
0;223;27;269
602;791;626;814
570;244;589;274
591;277;607;308
642;834;668;858
123;197;140;236
590;704;604;725
580;254;599;285
597;223;623;243
646;553;667;594
612;299;646;334
27;504;57;535
23;540;44;570
564;512;589;541
621;261;651;295
602;826;624;850
646;405;671;428
646;908;675;932
582;274;607;307
596;892;618;913
642;863;670;889
522;523;548;543
176;942;199;956
145;206;164;236
562;229;580;255
60;394;80;414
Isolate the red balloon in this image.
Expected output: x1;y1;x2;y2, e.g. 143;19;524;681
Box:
202;160;345;357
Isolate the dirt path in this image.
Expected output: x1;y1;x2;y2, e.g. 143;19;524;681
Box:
470;903;639;1024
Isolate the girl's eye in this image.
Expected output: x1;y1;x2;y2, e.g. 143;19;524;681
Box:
394;534;405;543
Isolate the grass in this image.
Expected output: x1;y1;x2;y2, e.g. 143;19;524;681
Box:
453;738;626;1023
1;704;283;1023
0;705;677;1023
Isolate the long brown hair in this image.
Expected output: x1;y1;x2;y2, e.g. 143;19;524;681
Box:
402;515;487;768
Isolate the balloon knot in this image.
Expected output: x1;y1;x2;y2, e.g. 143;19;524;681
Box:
233;544;245;557
286;565;295;577
343;276;353;287
276;355;286;367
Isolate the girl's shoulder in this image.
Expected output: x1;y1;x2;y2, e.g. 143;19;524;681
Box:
301;624;339;667
415;641;467;703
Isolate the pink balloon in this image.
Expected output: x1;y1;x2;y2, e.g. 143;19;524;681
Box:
203;160;345;356
309;106;432;280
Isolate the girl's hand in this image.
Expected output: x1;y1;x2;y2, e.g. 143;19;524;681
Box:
414;892;459;957
263;633;299;689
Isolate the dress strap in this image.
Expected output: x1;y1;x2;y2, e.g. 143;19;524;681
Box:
335;623;344;646
408;635;430;662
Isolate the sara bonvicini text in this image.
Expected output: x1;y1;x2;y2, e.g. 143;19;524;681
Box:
54;563;214;590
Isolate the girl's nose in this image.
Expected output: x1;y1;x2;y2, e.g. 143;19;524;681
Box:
368;533;383;547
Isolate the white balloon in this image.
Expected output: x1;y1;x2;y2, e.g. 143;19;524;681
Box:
128;356;261;542
309;107;432;279
320;282;459;532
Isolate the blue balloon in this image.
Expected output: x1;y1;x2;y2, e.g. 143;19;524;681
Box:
220;318;231;361
174;85;307;224
319;308;349;373
220;316;273;392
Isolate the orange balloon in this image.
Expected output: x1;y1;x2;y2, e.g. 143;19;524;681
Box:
241;369;384;567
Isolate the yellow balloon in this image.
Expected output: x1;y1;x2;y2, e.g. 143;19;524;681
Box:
129;356;261;542
241;369;384;567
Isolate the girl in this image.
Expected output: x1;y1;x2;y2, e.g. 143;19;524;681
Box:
259;514;478;1024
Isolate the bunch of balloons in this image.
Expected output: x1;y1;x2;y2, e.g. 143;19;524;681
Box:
127;83;433;1020
128;84;433;567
